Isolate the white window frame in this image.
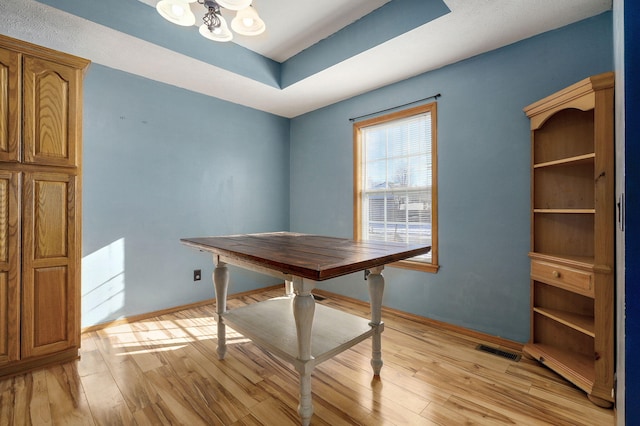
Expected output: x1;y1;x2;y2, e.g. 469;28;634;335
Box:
353;103;439;273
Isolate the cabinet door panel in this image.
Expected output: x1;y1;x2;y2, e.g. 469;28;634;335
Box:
34;179;68;258
0;171;19;365
32;266;68;348
0;47;20;162
22;172;78;358
22;56;80;167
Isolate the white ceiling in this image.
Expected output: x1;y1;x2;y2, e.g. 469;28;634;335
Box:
0;0;612;118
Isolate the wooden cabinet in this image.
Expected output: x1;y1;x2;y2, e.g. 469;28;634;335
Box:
0;171;20;366
23;56;83;167
0;34;88;378
523;72;615;408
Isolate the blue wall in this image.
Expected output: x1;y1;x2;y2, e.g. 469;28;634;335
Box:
624;0;640;420
81;65;290;327
290;13;613;343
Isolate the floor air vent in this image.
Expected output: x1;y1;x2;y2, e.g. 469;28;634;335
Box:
475;344;521;362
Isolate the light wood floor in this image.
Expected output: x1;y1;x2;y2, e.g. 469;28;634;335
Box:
0;288;615;425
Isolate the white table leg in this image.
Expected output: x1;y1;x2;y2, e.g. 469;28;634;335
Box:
213;257;229;360
285;279;293;297
292;276;315;426
367;266;385;376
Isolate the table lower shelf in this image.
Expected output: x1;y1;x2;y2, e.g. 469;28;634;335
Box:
222;296;379;369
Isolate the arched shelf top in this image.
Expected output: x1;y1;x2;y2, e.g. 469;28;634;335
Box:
524;72;614;131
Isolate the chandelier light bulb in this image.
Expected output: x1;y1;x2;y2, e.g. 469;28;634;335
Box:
231;6;265;36
171;4;186;16
198;14;232;42
156;0;196;26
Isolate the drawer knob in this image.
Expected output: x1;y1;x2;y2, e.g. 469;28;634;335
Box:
552;270;561;278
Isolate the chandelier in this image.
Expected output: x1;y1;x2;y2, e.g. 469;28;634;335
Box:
156;0;265;42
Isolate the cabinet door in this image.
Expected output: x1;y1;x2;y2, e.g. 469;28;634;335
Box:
21;172;78;358
22;56;81;168
0;47;20;162
0;171;19;365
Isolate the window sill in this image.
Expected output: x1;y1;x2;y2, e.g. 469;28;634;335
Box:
389;259;440;273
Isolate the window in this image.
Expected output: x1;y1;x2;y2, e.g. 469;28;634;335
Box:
353;103;438;272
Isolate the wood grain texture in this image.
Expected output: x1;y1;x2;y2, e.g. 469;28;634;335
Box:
21;172;78;359
22;55;81;168
0;171;19;366
181;232;430;281
0;47;20;162
0;287;615;425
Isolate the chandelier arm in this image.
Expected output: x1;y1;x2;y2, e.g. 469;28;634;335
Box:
162;0;262;41
198;0;223;30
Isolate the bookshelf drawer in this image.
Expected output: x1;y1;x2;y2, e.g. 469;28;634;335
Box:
531;260;594;297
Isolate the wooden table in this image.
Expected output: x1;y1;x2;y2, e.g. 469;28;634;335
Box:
180;232;430;425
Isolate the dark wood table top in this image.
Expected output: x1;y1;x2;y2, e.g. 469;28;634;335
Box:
181;232;431;281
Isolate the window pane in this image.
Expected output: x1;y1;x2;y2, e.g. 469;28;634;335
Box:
388;126;408;158
368;195;385;222
388;158;408;188
406;190;431;223
408;155;430;187
385;195;404;223
365;160;387;190
365;193;386;242
365;128;386;161
408;116;430;154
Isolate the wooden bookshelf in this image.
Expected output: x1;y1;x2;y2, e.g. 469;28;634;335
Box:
523;72;615;408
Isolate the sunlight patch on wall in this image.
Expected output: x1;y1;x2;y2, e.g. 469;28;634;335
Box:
82;238;126;328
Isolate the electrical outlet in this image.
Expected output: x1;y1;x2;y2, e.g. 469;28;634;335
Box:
193;269;202;281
